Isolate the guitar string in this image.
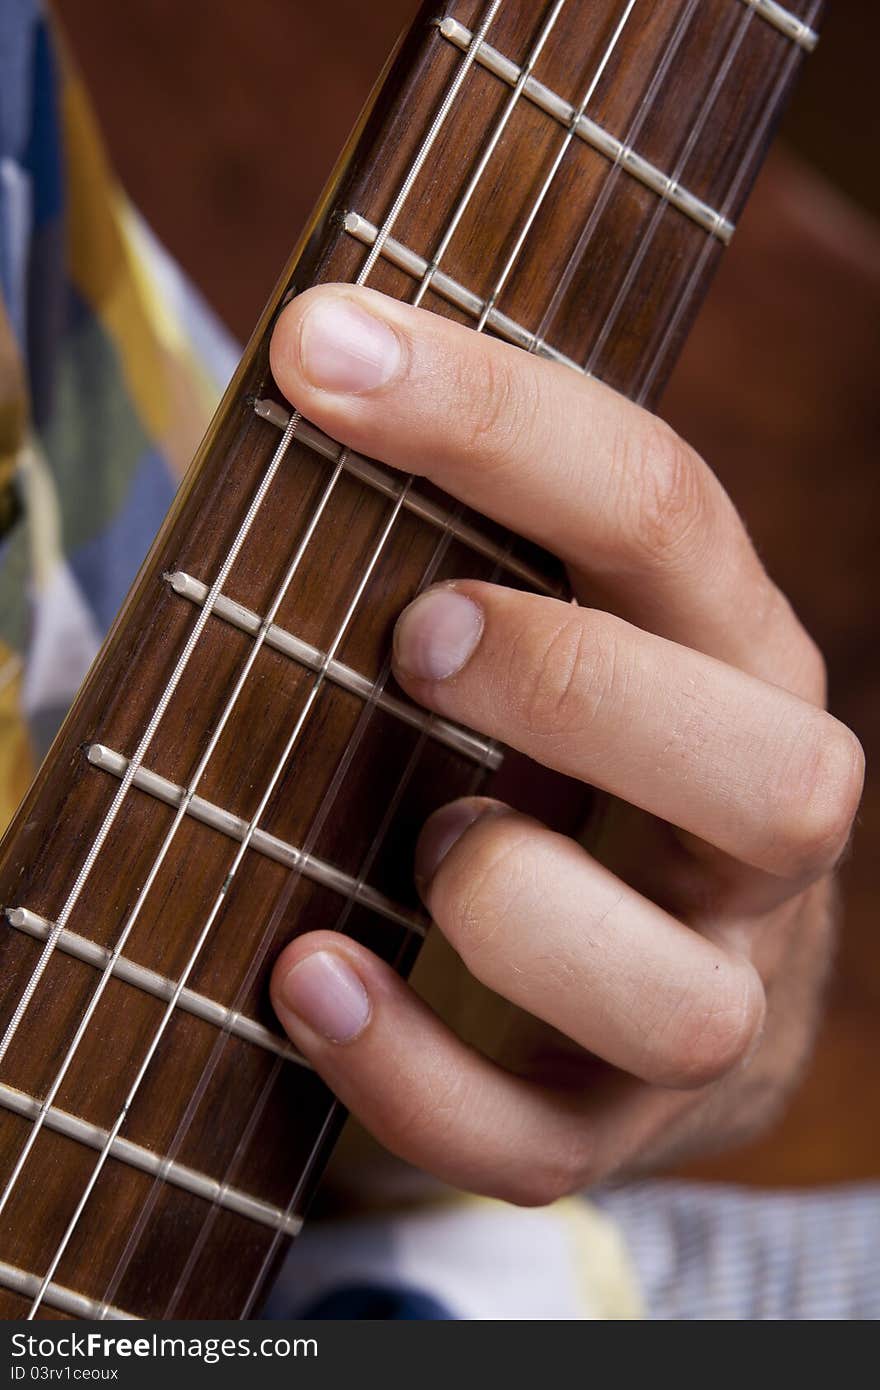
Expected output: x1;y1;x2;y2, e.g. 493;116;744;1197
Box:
474;0;642;331
118;0;800;1317
113;0;761;1318
127;0;643;1318
0;0;501;1093
233;0;813;1319
100;0;576;1320
635;0;824;405
583;0;758;378
243;0;783;1323
196;0;825;1320
529;0;705;358
27;0;784;1317
25;0;800;1312
9;0;506;1317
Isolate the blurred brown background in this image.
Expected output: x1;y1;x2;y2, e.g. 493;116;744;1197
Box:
53;0;879;1187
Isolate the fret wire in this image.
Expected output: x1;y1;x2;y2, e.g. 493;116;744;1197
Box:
584;0;756;377
741;0;818;50
174;3;578;1315
484;0;704;353
159;1052;285;1319
0;1082;302;1237
0;405;305;1071
342;213;586;370
235;0;820;1316
477;0;640;333
636;0;822;404
20;3;503;1317
0;1260;134;1321
414;0;569;308
253;397;566;591
85;742;426;936
355;0;504;287
5;906;311;1067
46;479;411;1320
0;445;350;1244
439;16;735;242
165;570;503;769
238;2;667;1321
11;0;811;1312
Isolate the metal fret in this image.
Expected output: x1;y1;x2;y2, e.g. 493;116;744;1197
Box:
0;1081;302;1237
438;18;736;242
741;0;819;51
340;214;587;366
0;1258;134;1320
251;396;564;598
5;906;309;1068
166;571;503;771
85;744;427;938
14;5;505;1320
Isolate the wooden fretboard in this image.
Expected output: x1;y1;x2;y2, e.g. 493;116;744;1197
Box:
0;0;821;1319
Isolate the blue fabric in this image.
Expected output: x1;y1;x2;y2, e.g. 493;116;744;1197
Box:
68;446;177;629
298;1283;455;1321
0;0;39;160
22;19;63;227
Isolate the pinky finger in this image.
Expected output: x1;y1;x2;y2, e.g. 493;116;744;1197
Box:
271;930;606;1206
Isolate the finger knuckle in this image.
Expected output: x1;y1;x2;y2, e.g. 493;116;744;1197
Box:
651;960;766;1090
616;418;713;572
494;1139;590;1208
455;348;539;475
777;717;865;877
516;613;598;741
441;825;535;969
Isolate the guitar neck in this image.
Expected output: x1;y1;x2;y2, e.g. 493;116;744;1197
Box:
0;0;820;1319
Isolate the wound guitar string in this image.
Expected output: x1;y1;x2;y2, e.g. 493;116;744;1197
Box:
195;0;666;1320
583;0;765;377
230;0;822;1319
3;0;815;1318
529;0;705;360
103;0;811;1321
242;0;788;1317
636;0;823;405
8;0;505;1318
105;0;578;1320
99;0;639;1317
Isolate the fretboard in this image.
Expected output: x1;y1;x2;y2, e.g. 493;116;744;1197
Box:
0;0;821;1320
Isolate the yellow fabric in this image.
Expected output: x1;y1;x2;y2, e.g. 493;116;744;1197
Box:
0;649;33;830
555;1196;644;1319
62;68;173;446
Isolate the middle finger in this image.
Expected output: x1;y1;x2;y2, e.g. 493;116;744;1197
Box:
391;581;861;882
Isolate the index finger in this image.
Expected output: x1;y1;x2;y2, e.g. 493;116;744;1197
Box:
270;284;819;695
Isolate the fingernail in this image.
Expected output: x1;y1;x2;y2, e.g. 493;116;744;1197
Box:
415;798;500;892
277;951;371;1043
394;588;483;681
300;296;401;393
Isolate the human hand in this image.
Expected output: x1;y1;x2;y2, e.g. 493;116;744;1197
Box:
267;285;863;1204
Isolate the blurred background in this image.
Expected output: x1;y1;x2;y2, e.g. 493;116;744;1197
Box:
53;0;879;1188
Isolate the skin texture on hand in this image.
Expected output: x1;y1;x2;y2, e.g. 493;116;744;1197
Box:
266;283;864;1206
